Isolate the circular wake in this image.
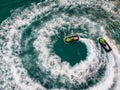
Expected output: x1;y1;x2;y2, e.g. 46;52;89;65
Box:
0;0;120;90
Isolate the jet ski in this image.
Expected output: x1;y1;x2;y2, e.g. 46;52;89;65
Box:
64;35;79;43
98;37;112;52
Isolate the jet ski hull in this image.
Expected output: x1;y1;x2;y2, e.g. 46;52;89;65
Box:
64;35;79;43
98;38;112;52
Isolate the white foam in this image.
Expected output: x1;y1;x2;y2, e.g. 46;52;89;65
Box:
0;2;55;90
33;15;107;86
89;25;120;90
0;0;120;89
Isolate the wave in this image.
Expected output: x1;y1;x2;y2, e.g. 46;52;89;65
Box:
0;0;120;90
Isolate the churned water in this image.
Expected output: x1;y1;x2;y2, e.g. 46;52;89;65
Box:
0;0;120;90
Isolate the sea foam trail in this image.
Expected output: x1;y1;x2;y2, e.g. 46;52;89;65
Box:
89;27;120;90
33;15;107;89
0;2;53;90
0;0;120;90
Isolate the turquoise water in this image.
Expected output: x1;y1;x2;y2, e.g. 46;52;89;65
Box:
0;0;42;23
0;0;120;90
53;38;87;66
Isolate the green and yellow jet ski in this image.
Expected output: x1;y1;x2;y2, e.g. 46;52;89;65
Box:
98;37;112;52
64;35;79;43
